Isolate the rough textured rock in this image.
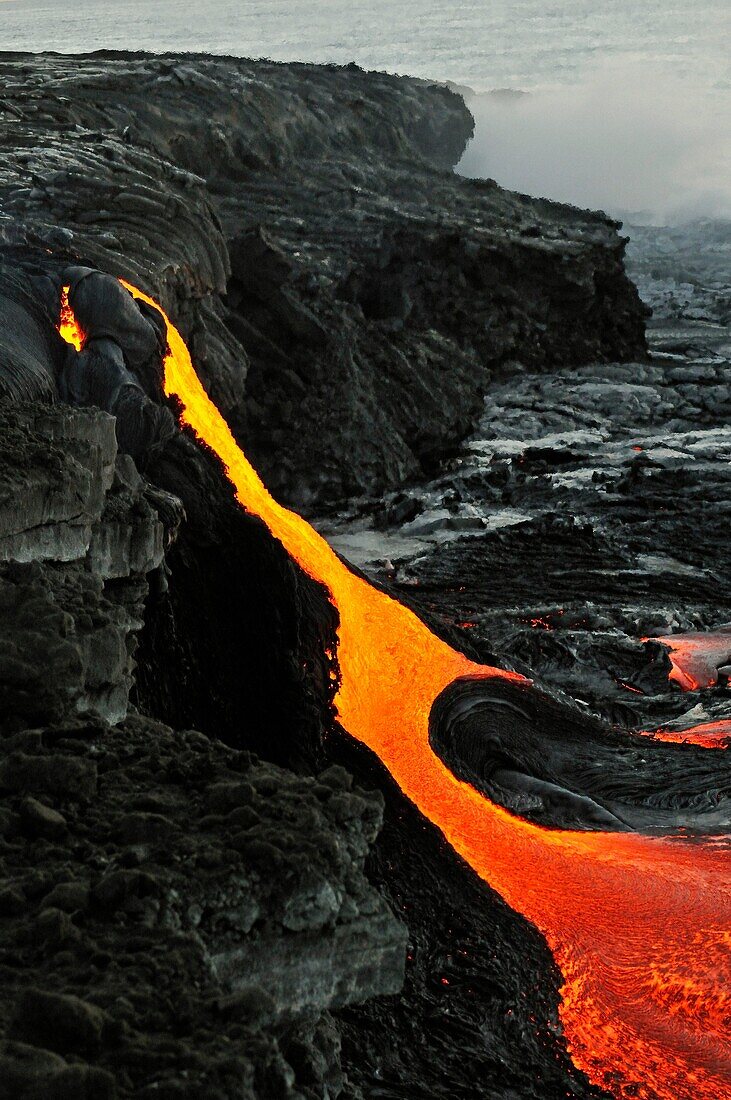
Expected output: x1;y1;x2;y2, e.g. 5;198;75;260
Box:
322;218;731;775
0;716;405;1098
315;222;731;1099
0;404;116;564
0;49;682;1100
626;219;730;328
0;258;338;767
0;57;416;1098
0;51;647;509
428;675;730;833
0;403;170;727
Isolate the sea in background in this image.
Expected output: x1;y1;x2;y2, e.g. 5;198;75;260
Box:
1;0;729;221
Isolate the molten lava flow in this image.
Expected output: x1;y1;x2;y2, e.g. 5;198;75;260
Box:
58;285;84;350
60;283;731;1100
642;720;731;750
646;631;731;691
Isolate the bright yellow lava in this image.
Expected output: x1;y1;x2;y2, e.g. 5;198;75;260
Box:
59;285;83;350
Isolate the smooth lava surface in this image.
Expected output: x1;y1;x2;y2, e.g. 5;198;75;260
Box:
60;282;731;1100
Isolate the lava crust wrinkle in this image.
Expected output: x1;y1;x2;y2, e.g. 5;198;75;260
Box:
429;676;731;833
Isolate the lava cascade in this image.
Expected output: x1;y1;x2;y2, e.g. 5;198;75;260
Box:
60;283;731;1100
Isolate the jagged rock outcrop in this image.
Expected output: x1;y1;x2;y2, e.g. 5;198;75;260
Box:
0;716;405;1099
0;254;338;766
0;59;415;1094
0;335;404;1100
0;395;404;1096
0;51;647;508
309;224;731;1100
0;402;171;727
427;674;730;832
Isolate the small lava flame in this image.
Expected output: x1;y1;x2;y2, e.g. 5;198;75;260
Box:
59;283;731;1100
58;285;84;350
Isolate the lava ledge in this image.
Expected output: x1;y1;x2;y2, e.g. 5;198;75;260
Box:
0;402;173;728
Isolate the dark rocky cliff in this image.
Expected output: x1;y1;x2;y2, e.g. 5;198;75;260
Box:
0;52;647;509
0;327;405;1100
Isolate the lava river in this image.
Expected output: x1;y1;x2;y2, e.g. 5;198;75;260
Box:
62;283;731;1100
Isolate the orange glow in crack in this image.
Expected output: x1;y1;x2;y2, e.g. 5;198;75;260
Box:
641;720;731;750
59;285;84;350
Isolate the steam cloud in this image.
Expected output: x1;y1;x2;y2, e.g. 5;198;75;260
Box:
457;62;731;225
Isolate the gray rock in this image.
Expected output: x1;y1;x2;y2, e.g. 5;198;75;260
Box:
0;406;116;565
19;797;67;839
0;52;647;509
92;868;159;910
0;1042;68;1100
113;811;176;844
210;911;406;1016
40;881;90;913
0;713;405;1098
0;887;26;916
29;907;81;950
0;405;177;728
32;1064;117;1100
0;752;97;801
11;990;110;1054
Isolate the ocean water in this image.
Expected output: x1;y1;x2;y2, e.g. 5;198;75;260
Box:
0;0;728;94
1;0;729;221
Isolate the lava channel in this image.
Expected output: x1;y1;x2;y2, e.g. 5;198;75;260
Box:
60;282;731;1100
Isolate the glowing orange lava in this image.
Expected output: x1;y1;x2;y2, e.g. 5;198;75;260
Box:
641;720;731;750
646;631;731;692
60;283;731;1100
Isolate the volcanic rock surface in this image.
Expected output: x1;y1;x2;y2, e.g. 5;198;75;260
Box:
0;51;645;508
0;401;171;728
0;717;404;1099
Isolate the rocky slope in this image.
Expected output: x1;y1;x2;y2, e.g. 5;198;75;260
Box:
0;51;646;508
317;222;731;1100
0;362;404;1100
0;402;171;730
321;219;731;812
0;715;404;1100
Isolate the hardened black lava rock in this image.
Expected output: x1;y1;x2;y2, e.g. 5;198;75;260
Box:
0;51;647;509
0;716;405;1100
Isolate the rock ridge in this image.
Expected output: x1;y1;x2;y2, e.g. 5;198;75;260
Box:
0;402;173;728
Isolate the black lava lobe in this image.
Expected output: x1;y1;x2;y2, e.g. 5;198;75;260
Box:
429;676;731;833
